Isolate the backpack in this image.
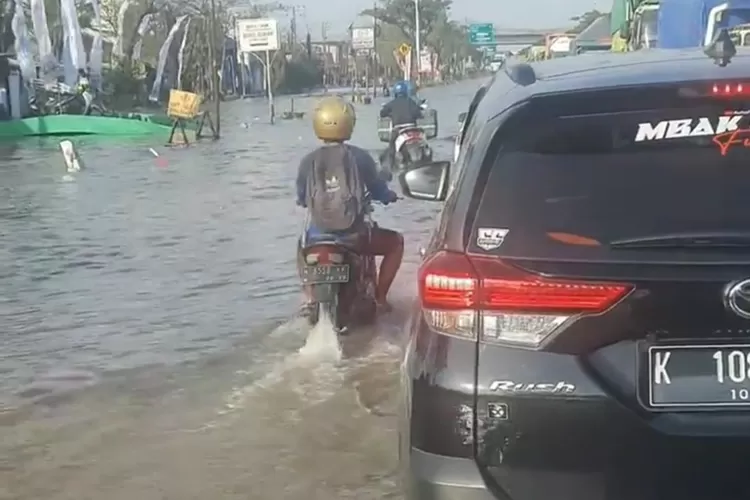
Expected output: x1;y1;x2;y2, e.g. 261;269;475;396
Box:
305;144;366;232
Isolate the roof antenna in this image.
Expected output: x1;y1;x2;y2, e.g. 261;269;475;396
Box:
704;28;736;67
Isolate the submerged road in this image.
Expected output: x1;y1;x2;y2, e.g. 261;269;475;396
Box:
0;78;484;500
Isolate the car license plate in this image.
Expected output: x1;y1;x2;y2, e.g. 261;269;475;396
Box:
644;344;750;409
301;264;350;284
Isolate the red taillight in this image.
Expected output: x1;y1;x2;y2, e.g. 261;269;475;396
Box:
710;82;750;97
419;251;477;310
418;251;633;348
304;244;344;265
420;251;631;313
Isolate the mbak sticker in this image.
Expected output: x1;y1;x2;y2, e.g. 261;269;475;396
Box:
633;114;750;156
476;228;509;251
634;115;742;142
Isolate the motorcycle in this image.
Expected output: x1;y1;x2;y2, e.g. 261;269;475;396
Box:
29;81;107;116
377;99;439;174
297;198;380;334
390;123;433;171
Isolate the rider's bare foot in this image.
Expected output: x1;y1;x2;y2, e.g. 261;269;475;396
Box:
376;299;393;314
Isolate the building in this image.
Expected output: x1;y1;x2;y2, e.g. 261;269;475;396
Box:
310;40;350;86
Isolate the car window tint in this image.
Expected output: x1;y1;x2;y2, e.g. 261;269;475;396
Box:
471;107;750;258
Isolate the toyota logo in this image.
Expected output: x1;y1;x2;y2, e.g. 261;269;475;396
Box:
725;279;750;319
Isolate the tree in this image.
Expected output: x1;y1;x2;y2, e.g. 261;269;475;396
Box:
569;10;602;34
362;0;475;79
363;0;451;47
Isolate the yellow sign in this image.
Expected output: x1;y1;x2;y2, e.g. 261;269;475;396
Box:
167;89;202;120
398;43;411;56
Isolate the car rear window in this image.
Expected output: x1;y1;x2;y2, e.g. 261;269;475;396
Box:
472;102;750;258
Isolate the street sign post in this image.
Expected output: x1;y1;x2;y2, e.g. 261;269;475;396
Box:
351;27;375;50
235;18;280;125
236;18;279;52
469;23;495;46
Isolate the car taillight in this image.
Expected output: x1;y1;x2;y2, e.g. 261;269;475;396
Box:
710;82;750;97
418;251;633;348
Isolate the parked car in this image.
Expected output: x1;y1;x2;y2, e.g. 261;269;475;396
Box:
398;36;750;500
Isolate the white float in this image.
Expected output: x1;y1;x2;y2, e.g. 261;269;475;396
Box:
59;140;82;172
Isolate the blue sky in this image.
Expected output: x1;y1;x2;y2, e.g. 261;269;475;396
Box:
282;0;613;39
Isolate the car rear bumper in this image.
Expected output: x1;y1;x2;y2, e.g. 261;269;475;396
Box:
407;448;495;500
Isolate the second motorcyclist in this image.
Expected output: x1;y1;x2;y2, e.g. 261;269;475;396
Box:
379;80;423;168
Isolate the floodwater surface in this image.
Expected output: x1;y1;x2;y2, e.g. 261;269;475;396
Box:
0;79;483;500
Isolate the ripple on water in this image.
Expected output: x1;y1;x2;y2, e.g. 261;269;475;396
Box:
0;80;486;499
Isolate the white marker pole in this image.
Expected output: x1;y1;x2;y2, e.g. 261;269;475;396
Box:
59;140;82;172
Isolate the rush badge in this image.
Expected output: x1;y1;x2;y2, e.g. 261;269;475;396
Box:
476;228;509;251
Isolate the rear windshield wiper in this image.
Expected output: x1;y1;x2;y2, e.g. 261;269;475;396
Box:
610;232;750;249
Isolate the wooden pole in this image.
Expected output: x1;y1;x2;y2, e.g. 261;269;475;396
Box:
208;0;221;137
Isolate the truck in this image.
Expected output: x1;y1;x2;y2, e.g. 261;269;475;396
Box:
657;0;750;48
613;0;660;51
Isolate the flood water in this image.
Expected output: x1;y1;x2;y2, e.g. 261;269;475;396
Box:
0;79;482;500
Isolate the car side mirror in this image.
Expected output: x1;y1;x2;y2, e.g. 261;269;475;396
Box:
398;161;451;202
620;22;631;41
458;111;468;126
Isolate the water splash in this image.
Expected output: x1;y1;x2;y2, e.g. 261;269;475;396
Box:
298;307;342;364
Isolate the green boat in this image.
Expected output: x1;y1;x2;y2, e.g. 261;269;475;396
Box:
0;114;182;139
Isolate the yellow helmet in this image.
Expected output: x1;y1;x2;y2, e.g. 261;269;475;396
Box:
312;96;356;142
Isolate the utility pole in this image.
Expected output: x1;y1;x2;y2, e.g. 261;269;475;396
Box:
414;0;421;86
372;1;378;97
208;0;220;137
322;22;328;88
291;6;297;45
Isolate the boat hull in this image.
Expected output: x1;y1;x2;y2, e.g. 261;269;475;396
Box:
0;115;177;139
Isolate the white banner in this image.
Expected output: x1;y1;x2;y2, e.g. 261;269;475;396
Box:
176;17;191;89
351;27;374;50
60;0;86;83
237;18;279;52
150;15;189;101
11;0;34;80
132;13;153;60
113;0;131;57
87;0;103;89
30;0;54;71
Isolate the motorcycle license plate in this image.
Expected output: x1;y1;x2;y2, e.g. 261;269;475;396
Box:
301;264;350;284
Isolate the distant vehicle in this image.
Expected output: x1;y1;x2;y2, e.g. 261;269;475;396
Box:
399;36;750;500
617;0;659;51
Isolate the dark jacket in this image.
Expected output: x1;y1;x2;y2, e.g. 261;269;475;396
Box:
380;96;422;127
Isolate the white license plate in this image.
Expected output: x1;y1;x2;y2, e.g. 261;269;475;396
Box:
644;344;750;409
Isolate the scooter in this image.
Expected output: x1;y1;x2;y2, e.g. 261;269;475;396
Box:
390;123;433;171
298;198;382;334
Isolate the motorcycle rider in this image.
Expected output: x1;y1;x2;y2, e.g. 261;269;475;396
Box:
296;96;404;314
379;80;423;168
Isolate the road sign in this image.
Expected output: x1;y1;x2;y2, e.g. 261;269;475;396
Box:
351;27;375;50
398;43;411;56
469;23;495;45
236;18;279;52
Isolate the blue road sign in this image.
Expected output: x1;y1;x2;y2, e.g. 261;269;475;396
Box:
469;23;495;45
